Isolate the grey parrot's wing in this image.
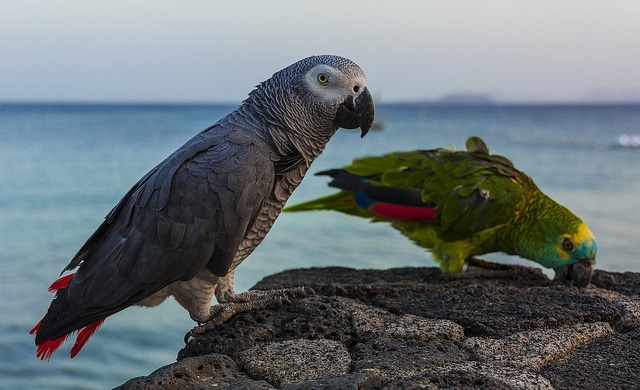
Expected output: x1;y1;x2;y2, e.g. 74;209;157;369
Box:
59;125;273;322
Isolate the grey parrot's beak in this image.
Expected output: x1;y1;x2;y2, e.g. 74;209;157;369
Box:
553;256;595;287
334;87;375;138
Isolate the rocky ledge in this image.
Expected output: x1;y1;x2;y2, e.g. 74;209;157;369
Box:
118;261;640;389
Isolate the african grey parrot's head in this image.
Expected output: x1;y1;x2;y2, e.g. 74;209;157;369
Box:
246;55;375;162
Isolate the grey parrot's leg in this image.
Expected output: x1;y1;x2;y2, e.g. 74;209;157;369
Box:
219;287;314;303
185;287;315;343
214;271;315;304
212;271;239;303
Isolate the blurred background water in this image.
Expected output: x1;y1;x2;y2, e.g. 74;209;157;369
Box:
1;103;638;389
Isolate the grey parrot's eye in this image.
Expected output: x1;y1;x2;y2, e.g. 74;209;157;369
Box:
561;238;575;252
317;73;329;84
353;85;360;93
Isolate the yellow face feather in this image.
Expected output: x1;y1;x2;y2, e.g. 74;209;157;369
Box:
556;222;596;262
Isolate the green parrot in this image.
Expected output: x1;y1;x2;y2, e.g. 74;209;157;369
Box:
285;136;597;287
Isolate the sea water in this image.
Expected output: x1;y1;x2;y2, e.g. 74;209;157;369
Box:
1;103;638;389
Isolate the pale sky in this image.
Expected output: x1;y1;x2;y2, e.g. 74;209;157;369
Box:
2;1;639;103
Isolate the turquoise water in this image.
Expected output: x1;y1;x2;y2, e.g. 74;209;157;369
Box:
1;103;639;389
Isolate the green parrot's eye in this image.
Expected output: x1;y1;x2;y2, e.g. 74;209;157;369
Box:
561;238;575;252
317;73;329;84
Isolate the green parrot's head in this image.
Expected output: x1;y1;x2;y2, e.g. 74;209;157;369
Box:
524;213;597;287
548;221;597;287
513;197;597;287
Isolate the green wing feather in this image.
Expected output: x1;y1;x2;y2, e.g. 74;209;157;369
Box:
287;136;596;282
332;137;528;242
286;137;528;262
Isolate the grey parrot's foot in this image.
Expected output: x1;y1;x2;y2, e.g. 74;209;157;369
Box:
184;286;313;342
220;286;315;303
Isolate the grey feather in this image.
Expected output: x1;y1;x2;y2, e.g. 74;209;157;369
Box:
34;55;375;346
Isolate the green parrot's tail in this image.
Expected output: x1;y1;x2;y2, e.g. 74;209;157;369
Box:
285;191;372;218
285;192;350;211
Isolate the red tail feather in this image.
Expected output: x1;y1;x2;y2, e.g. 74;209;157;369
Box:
70;320;105;358
32;272;105;359
48;273;75;292
36;335;69;361
29;319;42;335
32;319;106;360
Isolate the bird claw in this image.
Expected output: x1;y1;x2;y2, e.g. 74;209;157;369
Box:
283;286;315;299
184;286;314;343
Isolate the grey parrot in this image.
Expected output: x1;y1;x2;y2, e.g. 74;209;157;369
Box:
30;55;375;360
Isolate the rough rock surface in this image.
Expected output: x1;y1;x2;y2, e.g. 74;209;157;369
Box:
117;262;640;389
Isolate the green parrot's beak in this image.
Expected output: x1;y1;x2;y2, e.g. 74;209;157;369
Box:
553;256;595;287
